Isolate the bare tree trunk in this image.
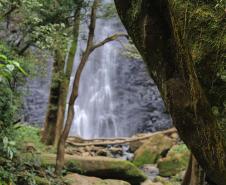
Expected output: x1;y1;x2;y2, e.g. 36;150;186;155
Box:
55;0;127;174
114;1;226;184
182;154;205;185
190;156;205;185
182;154;193;185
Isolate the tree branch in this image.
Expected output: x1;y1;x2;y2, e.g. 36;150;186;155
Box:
91;32;128;51
86;0;99;49
0;5;18;20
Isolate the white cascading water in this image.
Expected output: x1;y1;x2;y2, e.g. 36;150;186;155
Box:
67;0;172;139
69;6;121;138
22;1;171;133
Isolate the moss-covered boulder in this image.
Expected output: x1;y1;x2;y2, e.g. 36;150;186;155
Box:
34;176;51;185
157;144;189;177
64;173;131;185
133;134;174;167
39;154;146;185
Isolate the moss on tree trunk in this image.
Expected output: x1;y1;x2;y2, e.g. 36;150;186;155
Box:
42;7;81;146
114;0;226;184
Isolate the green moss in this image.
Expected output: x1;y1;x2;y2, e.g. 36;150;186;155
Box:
133;134;174;167
170;144;188;153
158;159;186;177
133;150;158;167
66;159;86;174
157;144;189;177
14;124;56;153
34;176;51;185
129;0;142;20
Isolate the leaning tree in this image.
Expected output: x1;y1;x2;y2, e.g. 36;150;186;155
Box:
114;0;226;185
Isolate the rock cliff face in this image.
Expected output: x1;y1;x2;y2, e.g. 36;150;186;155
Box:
113;57;172;134
23;55;53;126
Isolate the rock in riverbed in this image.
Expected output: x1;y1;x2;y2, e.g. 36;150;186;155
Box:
64;173;131;185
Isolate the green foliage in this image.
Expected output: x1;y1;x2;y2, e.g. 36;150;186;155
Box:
2;137;16;159
99;2;118;18
14;125;56;153
0;41;37;185
0;0;86;53
0;54;27;81
0;42;28;130
0;124;62;185
172;0;226;122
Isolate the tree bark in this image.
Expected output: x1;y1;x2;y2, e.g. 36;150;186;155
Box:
42;4;82;146
114;1;226;184
42;49;65;145
182;154;205;185
53;6;82;146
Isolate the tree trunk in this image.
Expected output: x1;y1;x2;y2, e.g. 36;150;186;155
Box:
55;0;99;172
55;103;74;175
42;5;82;146
54;8;81;146
190;156;205;185
182;154;205;185
55;0;127;174
114;1;226;184
55;48;90;174
42;49;65;145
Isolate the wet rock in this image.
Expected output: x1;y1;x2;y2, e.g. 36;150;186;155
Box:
141;180;163;185
129;140;144;152
109;147;123;155
141;164;159;180
96;149;110;157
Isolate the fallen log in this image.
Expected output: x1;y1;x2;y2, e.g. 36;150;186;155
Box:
66;128;177;147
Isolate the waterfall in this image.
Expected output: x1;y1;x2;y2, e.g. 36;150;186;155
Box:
69;1;172;139
69;11;121;138
22;0;172;137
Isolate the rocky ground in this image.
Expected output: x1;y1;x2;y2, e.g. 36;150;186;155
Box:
20;127;189;185
62;128;190;185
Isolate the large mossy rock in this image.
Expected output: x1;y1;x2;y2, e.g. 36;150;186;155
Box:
157;144;189;177
64;173;131;185
133;134;174;167
34;176;51;185
39;154;146;185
